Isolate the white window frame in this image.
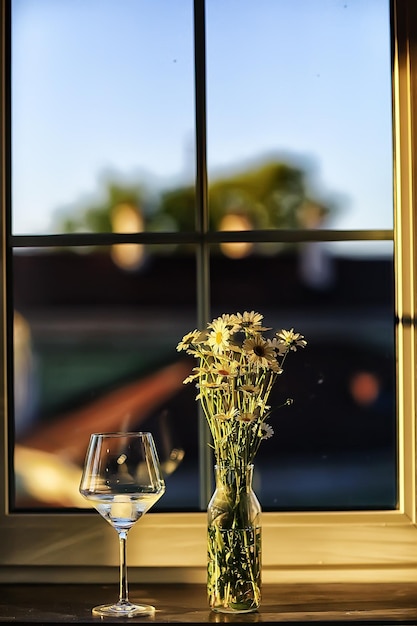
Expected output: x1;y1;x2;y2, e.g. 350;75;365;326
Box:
1;0;416;584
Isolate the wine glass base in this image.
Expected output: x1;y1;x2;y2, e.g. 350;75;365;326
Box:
92;602;155;618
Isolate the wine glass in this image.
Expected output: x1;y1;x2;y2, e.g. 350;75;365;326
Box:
79;432;165;617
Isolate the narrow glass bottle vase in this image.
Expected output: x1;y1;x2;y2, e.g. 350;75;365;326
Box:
207;464;261;613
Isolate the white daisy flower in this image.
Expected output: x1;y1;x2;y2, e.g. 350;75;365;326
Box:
260;423;274;440
242;335;276;368
207;317;231;354
276;328;307;351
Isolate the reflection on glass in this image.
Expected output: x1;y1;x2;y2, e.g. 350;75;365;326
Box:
12;246;199;510
11;0;195;235
206;0;392;232
13;238;397;511
210;241;396;510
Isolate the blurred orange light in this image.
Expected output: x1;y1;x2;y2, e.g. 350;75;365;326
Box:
219;214;253;259
111;203;144;270
349;371;380;406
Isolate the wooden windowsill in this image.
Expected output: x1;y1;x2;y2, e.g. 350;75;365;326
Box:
1;582;417;624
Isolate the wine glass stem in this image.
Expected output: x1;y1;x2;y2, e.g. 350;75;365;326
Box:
118;530;129;604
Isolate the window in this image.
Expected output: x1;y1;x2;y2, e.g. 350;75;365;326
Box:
1;0;417;583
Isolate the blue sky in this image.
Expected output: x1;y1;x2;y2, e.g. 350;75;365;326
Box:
11;0;392;251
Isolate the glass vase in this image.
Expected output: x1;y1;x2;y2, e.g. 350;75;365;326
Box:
207;463;261;613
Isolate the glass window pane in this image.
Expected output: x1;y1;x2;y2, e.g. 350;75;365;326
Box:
206;0;393;232
210;240;396;510
13;246;199;510
10;0;396;518
12;0;195;235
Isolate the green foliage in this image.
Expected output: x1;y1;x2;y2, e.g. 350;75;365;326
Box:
55;159;331;236
209;161;306;229
57;182;146;233
158;185;196;231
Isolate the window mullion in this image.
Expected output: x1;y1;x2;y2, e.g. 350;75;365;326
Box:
392;0;417;522
194;0;212;508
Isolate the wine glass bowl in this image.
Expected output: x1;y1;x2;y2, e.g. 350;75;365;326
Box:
80;432;165;617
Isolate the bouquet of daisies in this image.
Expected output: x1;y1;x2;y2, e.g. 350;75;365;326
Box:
177;310;306;468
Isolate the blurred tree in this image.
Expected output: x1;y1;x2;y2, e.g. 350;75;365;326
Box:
56;182;146;234
158;161;330;232
55;160;332;244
